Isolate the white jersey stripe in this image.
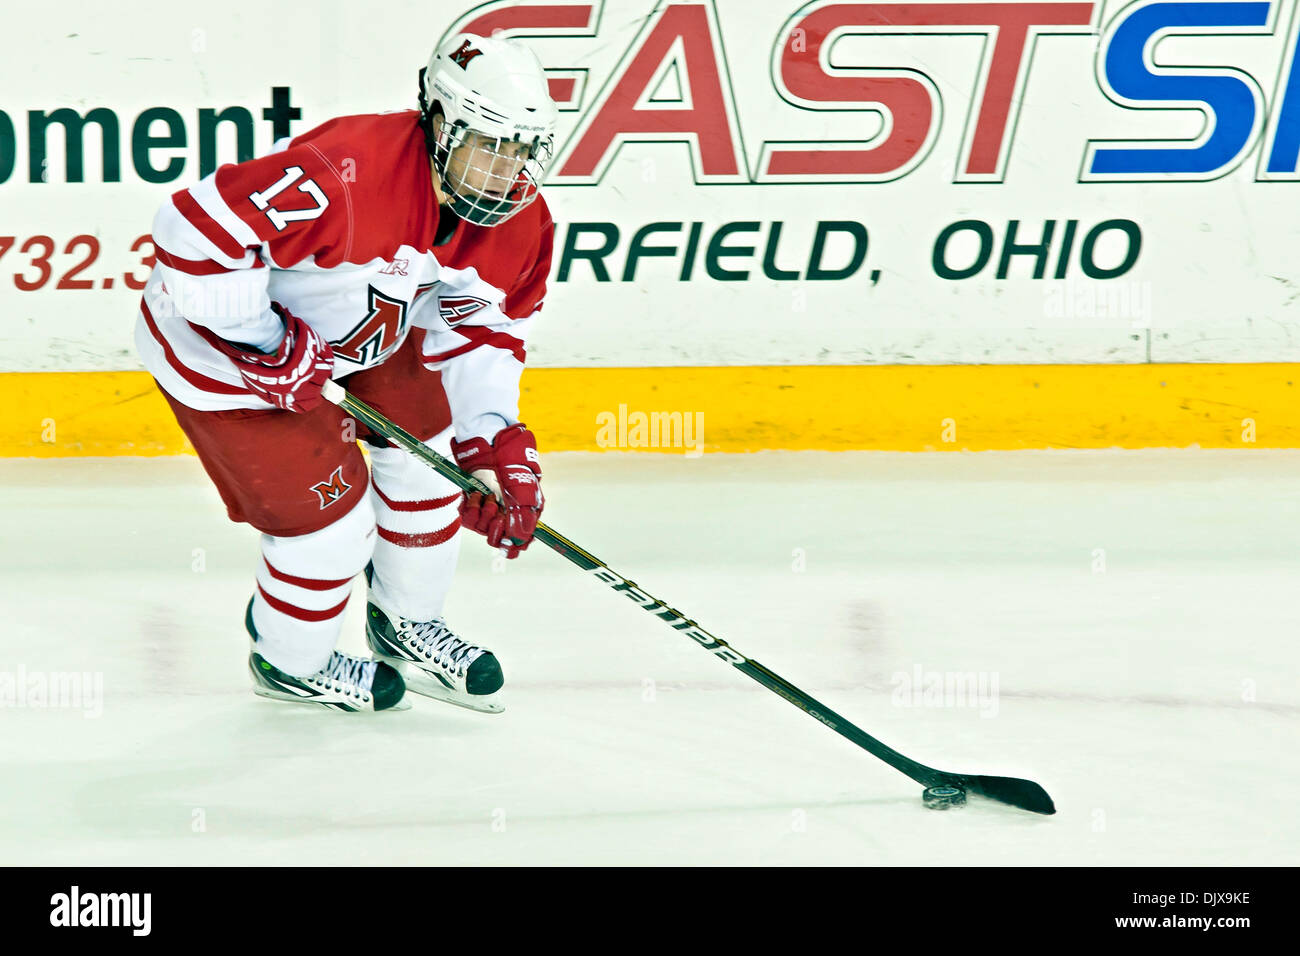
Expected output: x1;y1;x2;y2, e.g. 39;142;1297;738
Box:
191;174;263;250
154;197;251;270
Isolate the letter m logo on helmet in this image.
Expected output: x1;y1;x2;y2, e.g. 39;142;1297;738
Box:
449;39;483;71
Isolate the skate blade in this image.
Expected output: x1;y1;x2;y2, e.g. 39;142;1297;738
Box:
388;661;505;714
251;684;412;712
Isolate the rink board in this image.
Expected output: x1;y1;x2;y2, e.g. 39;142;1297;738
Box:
2;362;1295;456
6;0;1300;374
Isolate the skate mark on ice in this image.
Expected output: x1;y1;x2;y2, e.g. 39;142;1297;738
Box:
503;680;1300;714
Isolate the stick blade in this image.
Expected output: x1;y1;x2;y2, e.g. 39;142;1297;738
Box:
963;774;1056;815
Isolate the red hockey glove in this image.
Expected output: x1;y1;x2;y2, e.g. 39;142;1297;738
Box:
213;303;334;413
451;423;543;559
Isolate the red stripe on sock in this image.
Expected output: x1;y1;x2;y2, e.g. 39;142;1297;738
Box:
263;558;354;591
376;519;461;548
257;584;350;622
373;484;461;512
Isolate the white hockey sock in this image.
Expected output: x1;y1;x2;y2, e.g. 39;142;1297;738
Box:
250;493;377;677
367;429;463;622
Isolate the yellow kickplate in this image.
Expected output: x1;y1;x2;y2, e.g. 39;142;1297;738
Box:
2;363;1295;457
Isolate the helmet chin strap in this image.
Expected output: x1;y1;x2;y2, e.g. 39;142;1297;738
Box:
443;188;513;227
428;157;449;206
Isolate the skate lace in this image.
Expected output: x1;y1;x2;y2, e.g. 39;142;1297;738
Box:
404;620;483;678
316;652;377;700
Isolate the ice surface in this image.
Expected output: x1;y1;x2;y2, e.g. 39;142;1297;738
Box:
0;450;1296;865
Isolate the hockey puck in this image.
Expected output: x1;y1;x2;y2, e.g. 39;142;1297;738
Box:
922;785;967;810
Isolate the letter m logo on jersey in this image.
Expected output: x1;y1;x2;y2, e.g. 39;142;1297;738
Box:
310;466;352;509
449;40;483;71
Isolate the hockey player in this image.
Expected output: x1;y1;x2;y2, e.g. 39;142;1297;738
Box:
134;33;558;712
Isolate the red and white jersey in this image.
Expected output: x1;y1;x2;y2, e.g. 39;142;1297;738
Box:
134;110;553;440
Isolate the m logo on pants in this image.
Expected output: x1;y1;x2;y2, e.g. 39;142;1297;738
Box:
311;466;352;509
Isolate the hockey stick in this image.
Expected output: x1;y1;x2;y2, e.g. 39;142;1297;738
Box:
323;380;1056;815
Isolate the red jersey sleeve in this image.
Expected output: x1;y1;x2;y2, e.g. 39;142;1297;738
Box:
150;141;355;345
171;142;352;269
502;205;554;319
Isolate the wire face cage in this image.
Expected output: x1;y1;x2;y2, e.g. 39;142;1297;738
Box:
431;117;553;227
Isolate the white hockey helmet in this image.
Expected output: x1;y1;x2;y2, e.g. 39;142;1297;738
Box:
419;32;558;227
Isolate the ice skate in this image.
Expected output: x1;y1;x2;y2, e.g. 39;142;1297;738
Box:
245;600;406;712
364;566;504;713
